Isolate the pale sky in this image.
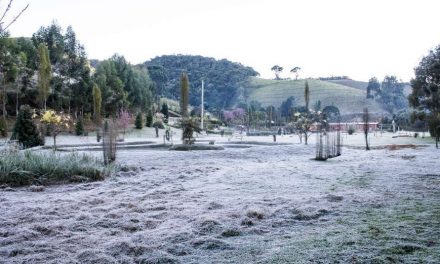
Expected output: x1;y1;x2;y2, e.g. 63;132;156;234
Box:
5;0;440;82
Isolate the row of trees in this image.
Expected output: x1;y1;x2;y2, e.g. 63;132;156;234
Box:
0;22;153;122
270;65;301;80
366;75;408;113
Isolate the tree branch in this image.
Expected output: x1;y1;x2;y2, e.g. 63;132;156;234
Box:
3;3;29;32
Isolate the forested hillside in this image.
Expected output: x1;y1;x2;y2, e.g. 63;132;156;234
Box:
143;55;258;111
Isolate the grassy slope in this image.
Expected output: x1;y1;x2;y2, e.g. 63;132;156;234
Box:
244;77;387;115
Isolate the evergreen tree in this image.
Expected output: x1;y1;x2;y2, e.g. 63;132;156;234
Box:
304;80;310;111
11;105;43;148
0;117;7;137
92;83;102;122
161;103;169;123
146;110;153;127
37;43;51;109
75;118;84;136
135;112;143;129
180;71;189;117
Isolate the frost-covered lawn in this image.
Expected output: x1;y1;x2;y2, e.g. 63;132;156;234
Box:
0;133;439;263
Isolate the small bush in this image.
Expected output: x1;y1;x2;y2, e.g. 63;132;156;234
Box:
75;118;84;136
348;126;355;135
11;105;44;148
135;112;143;129
0;118;7;137
153;120;164;129
0;150;109;186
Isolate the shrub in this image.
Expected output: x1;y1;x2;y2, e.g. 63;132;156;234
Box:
146;111;153;127
75;118;84;135
348;126;355;135
11;105;44;149
153;120;164;129
135;112;143;129
0;118;7;138
0;151;108;186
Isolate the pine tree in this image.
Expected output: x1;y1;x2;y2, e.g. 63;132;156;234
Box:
135;112;143;129
11;105;44;148
75;118;84;136
161;103;169;123
146;110;153;127
92;83;102;122
37;43;51;110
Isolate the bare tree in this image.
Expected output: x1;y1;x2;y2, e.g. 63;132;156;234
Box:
0;0;29;35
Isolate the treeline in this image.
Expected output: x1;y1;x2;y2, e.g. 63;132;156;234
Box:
0;22;153;120
144;55;259;111
366;75;408;114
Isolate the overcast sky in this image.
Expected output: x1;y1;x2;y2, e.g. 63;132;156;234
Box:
5;0;440;81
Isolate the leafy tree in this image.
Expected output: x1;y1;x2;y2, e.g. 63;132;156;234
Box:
290;66;301;80
135;112;143;129
92;83;102;122
409;44;440;136
11;105;43;148
322;105;340;121
366;77;380;99
378;75;406;113
271;65;283;80
280;96;296;119
37;43;51;110
40;109;71;150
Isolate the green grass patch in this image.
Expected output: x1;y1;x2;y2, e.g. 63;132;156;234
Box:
0;150;110;186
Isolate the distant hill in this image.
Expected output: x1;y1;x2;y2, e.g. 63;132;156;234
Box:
327;79;368;90
142;55;258;110
243;77;388;115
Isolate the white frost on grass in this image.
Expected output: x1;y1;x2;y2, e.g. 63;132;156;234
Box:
0;133;439;263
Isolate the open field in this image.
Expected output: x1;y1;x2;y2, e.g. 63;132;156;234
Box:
244;77;386;115
0;132;439;263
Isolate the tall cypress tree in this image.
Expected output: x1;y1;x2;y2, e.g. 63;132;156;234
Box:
92;83;102;122
304;80;310;111
37;43;51;110
180;71;189;117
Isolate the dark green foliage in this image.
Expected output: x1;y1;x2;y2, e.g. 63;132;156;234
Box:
11;105;43;148
75;118;84;136
0;118;7;137
305;81;310;111
378;76;407;113
180;117;202;144
146;110;153;127
366;77;380;99
94;55;152;116
322;105;340;121
280;96;296;118
410;45;440;135
135;112;143;129
144;55;258;109
153;120;164;129
161;103;169;123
